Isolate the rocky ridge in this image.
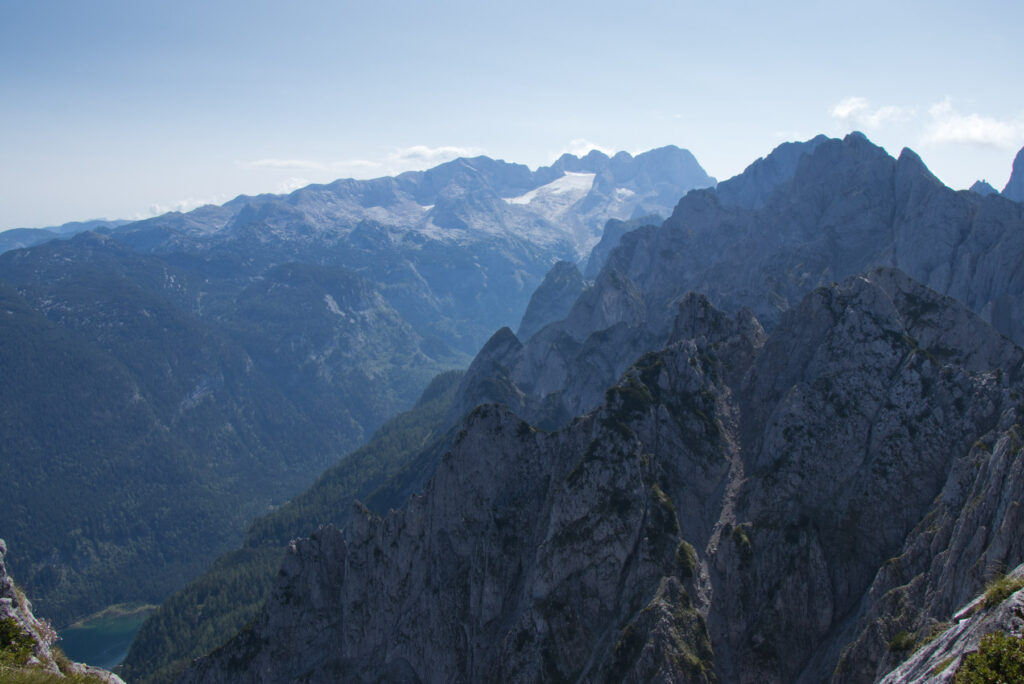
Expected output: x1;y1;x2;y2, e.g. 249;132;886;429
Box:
0;219;129;256
877;564;1024;683
516;260;587;342
179;268;1024;683
583;215;662;280
969;180;999;196
1002;145;1024;202
454;133;1024;432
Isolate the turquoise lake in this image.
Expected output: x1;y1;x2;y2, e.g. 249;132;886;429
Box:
59;611;149;672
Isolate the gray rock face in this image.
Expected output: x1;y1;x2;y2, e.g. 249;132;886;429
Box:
0;540;123;682
456;134;1024;431
714;133;829;208
179;269;1024;683
713;268;1023;683
446;326;526;426
830;379;1024;682
517;260;587;342
1002;145;1024;202
584;215;664;280
877;564;1024;683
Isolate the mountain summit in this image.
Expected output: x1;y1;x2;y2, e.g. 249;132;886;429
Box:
1002;145;1024;202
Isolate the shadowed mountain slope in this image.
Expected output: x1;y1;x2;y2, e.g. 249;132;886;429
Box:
178;269;1024;683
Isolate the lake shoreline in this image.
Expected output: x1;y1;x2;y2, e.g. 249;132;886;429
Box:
66;602;157;629
60;605;156;671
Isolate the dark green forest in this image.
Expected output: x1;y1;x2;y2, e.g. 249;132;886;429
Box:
0;234;461;626
118;370;462;683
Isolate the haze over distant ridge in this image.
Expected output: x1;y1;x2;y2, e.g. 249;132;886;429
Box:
3;1;1022;227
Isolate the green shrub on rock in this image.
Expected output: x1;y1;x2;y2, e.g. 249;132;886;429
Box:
954;631;1024;683
0;617;34;668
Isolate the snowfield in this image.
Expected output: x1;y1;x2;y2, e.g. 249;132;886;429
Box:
502;172;596;206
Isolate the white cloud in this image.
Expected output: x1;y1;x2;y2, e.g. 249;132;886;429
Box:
830;97;916;128
241;147;482;180
830;96;1024;151
923;97;1024;149
559;139;614;159
279;177;311;193
330;159;383;171
830;96;870;121
386;145;484;167
133;194;230;219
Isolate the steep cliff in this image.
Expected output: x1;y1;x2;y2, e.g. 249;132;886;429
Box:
877;564;1024;683
1002;146;1024;202
516;260;588;342
179;269;1024;683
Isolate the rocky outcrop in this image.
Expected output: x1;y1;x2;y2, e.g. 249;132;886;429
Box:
713;133;828;208
712;268;1022;683
878;564;1024;683
584;215;662;279
179;269;1024;683
969;180;999;196
0;540;123;682
516;260;587;341
830;384;1024;682
1002;145;1024;202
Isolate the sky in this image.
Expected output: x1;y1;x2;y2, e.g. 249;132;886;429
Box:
2;0;1023;229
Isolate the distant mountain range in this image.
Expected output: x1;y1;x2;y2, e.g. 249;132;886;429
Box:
107;146;715;355
0;145;714;627
0;219;130;254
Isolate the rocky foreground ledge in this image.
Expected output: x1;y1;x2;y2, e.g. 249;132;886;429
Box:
1;538;124;683
880;563;1024;683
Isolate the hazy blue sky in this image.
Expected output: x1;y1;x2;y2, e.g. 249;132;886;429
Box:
2;0;1022;228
